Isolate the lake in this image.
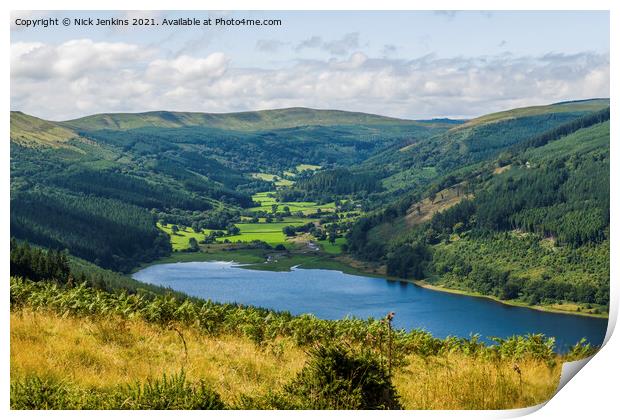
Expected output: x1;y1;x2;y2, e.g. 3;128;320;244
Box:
133;261;608;351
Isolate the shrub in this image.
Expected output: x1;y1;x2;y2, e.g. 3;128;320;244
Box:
115;371;225;410
11;372;226;410
282;343;402;410
11;376;79;410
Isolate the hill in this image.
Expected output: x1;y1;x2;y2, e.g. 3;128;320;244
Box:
455;98;609;130
10;112;84;148
347;114;610;313
10;108;450;271
60;107;449;132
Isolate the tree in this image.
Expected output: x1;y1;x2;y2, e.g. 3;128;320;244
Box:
171;225;179;234
283;226;297;237
386;243;430;279
226;224;240;235
188;237;199;252
191;222;201;233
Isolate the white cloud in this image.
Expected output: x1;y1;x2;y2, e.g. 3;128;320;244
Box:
10;39;610;121
146;53;230;84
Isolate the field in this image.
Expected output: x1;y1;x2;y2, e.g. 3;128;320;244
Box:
10;305;561;409
158;218;314;250
250;173;295;187
317;237;346;254
157;189;347;253
296;164;322;172
249;192;335;215
158;223;206;251
217;221;306;246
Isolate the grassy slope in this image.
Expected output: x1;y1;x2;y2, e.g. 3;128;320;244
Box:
157;223;207;250
10;112;84;148
10;308;560;409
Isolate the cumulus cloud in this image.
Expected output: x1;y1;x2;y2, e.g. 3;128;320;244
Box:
146;53;229;84
10;39;610;120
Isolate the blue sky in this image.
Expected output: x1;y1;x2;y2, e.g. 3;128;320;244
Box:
11;10;610;120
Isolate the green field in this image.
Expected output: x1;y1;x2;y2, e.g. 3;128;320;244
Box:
157;192;344;250
251;172;278;181
318;237;346;255
296;164;322;172
250;192;335;214
251;172;295;187
157;223;207;251
275;179;295;187
158;218;315;249
216;221;306;246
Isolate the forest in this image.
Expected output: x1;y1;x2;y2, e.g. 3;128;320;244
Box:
346;116;609;309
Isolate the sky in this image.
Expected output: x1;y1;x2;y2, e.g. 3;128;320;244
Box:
10;10;610;121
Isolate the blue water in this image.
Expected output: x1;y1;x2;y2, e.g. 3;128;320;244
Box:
133;261;608;351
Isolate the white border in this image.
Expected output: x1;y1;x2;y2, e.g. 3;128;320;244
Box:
2;1;617;419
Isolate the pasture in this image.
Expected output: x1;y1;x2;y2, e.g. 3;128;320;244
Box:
216;221;306;246
251;172;295;187
296;164;321;172
157;223;206;251
250;192;336;215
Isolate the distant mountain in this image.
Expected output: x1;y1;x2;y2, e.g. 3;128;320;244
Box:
59;107;440;132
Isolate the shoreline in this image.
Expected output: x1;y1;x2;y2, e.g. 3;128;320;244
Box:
135;249;608;320
409;280;608;319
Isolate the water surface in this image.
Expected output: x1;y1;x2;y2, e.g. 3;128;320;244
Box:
133;261;608;351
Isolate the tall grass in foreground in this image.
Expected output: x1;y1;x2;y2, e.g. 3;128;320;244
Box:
10;277;597;409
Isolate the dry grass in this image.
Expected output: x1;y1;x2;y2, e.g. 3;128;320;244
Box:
10;309;306;405
11;308;560;409
394;354;559;409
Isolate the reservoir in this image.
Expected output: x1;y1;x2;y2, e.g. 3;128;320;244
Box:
133;261;608;351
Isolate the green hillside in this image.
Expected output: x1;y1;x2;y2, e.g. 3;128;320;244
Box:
350;99;609;207
347;114;610;313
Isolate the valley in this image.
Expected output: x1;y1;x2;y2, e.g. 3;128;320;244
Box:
10;101;610;318
9;99;611;410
